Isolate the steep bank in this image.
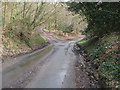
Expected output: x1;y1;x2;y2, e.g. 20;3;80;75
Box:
2;33;49;63
76;33;120;88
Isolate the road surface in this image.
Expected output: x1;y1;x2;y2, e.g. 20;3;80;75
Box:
26;41;77;88
2;31;82;88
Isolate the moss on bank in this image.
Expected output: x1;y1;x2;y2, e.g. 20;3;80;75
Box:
77;33;120;88
2;34;49;60
29;35;48;49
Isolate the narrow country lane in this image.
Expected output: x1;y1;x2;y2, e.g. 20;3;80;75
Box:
26;41;76;88
3;41;77;88
2;30;82;88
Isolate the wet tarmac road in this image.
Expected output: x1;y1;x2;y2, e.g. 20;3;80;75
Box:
2;30;82;88
2;45;53;88
26;41;76;88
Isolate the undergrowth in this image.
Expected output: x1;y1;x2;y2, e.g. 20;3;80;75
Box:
77;33;120;88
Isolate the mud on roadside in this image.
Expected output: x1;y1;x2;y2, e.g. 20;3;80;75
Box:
74;48;101;88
